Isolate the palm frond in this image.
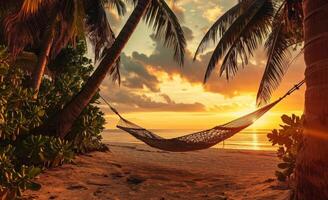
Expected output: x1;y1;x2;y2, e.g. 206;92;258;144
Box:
256;25;289;105
51;0;78;58
0;1;22;45
20;0;55;16
4;10;47;56
256;7;303;106
204;0;274;82
84;0;124;83
109;56;121;84
0;1;20;13
144;0;186;66
84;0;116;62
103;0;127;16
256;31;303;106
193;2;244;61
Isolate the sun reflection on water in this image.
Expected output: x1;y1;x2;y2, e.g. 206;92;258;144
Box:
251;129;260;150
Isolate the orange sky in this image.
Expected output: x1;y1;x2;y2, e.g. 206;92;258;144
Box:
98;0;306;130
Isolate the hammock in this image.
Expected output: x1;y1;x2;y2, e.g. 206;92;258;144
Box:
102;80;304;152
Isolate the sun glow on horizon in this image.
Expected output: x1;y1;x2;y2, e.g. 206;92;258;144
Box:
102;66;304;131
98;0;306;133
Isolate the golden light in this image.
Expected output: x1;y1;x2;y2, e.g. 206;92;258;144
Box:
103;67;304;131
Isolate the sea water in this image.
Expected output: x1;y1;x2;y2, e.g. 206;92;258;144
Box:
102;129;276;151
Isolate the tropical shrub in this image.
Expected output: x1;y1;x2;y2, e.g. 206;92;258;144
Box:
0;41;107;198
267;114;303;182
15;135;74;168
0;145;41;199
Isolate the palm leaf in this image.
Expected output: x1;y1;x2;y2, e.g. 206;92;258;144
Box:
204;0;274;82
84;0;116;62
144;0;186;66
109;56;121;84
220;0;274;78
0;0;20;13
84;0;127;82
103;0;127;16
256;8;303;106
193;2;244;61
19;0;55;16
4;8;48;56
256;26;289;105
51;0;78;58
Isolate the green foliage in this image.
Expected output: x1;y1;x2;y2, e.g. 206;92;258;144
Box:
44;41;107;153
0;41;107;198
0;145;41;199
68;104;108;153
15;135;74;168
267;114;303;182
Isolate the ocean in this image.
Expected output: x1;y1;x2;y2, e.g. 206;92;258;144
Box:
102;129;277;151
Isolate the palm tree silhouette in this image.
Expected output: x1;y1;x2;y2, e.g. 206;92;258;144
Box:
1;0;126;94
194;0;303;105
195;0;328;198
34;0;186;141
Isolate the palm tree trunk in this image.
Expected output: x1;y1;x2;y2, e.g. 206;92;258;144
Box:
294;0;328;199
34;0;152;138
31;11;57;97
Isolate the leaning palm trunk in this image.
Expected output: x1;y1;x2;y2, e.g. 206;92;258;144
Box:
31;11;57;96
34;0;152;138
294;0;328;199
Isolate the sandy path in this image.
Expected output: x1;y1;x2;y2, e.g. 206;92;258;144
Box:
23;143;290;200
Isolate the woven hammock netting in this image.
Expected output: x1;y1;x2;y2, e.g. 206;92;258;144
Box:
103;80;304;152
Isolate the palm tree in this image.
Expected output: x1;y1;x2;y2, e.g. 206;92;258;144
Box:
194;0;303;105
1;0;126;95
33;0;185;138
195;0;328;198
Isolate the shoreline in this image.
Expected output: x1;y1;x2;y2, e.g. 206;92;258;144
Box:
101;129;276;151
106;141;277;152
23;142;290;200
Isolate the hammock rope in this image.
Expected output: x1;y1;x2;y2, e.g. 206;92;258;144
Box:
101;80;305;152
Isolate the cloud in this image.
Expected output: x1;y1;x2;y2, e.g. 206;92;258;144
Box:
171;3;186;22
203;6;223;22
182;26;194;42
99;0;305;116
100;86;206;113
130;36;260;96
128;35;305;99
99;49;207;113
120;53;160;92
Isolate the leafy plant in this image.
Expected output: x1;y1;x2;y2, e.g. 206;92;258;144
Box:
267;114;303;182
0;41;107;198
43;137;74;168
15;135;74;168
0;145;41;199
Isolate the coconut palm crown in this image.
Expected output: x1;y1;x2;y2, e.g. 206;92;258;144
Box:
27;0;185;139
1;0;185;81
1;0;126;60
194;0;303;105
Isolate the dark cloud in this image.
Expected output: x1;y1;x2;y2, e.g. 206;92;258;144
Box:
120;53;160;92
100;87;206;113
100;50;206;113
100;30;305;113
130;36;305;98
130;37;260;96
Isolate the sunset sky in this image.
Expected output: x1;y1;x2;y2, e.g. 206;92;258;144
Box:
98;0;305;130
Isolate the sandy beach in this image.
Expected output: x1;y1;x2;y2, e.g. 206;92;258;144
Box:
23;143;290;200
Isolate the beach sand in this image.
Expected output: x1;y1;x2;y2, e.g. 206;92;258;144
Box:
23;143;290;200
